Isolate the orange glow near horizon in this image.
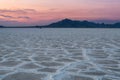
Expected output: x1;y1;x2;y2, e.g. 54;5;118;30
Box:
0;0;120;26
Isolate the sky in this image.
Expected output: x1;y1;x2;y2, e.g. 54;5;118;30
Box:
0;0;120;26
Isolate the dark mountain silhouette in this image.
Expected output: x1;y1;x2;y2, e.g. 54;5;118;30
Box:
43;19;98;28
1;18;120;28
41;18;120;28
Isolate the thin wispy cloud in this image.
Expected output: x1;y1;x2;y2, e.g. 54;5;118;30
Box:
0;9;36;22
0;9;37;14
0;14;14;18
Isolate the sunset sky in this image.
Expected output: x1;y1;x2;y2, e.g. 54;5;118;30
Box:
0;0;120;26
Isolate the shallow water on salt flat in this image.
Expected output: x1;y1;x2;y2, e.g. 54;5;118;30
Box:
0;28;120;80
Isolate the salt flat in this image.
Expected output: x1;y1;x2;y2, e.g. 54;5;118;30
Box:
0;28;120;80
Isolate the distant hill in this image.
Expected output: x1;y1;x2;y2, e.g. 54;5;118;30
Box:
112;22;120;28
39;18;120;28
0;25;4;27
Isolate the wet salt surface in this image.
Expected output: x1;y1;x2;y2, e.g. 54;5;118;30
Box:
0;28;120;80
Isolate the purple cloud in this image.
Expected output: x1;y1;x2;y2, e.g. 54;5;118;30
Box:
0;9;37;14
0;14;14;18
0;14;30;19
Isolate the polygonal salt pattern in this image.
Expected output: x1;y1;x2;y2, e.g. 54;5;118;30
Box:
0;28;120;80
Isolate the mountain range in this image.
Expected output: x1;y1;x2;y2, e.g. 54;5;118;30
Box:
1;18;120;28
40;19;120;28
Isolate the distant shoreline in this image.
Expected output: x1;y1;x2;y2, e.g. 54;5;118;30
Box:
0;27;36;28
0;27;120;29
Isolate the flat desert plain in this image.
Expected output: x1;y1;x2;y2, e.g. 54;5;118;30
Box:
0;28;120;80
